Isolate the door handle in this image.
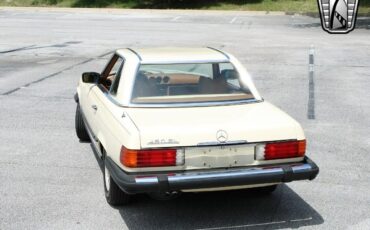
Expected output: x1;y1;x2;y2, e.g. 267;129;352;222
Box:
91;105;98;110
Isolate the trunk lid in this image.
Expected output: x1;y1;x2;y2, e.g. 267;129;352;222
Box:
126;101;304;149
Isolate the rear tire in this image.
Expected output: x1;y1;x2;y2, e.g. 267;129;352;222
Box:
103;151;131;206
75;104;90;142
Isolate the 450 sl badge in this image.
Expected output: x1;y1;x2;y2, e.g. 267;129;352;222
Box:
147;139;179;145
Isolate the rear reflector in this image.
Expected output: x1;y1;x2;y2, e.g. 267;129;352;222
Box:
120;147;184;168
255;140;306;160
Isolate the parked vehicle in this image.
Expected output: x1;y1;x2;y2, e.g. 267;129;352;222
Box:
75;47;319;205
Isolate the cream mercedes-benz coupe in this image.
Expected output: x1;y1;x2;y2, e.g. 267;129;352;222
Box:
75;47;319;205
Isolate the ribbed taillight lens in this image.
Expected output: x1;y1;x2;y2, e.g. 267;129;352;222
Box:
120;147;184;168
255;140;306;160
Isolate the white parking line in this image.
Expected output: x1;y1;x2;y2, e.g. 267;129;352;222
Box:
195;217;313;230
196;221;286;230
229;16;238;24
171;16;181;21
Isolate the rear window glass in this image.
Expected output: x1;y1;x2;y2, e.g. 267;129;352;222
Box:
131;62;254;104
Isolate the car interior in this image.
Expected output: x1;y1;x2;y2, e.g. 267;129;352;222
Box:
98;57;254;103
131;68;254;103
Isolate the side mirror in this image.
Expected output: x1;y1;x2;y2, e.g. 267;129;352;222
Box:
82;72;100;83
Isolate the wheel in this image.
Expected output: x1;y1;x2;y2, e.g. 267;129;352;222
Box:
75;104;90;142
254;185;278;195
103;152;131;206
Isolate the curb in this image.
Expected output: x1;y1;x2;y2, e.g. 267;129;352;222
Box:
0;6;294;16
0;6;369;17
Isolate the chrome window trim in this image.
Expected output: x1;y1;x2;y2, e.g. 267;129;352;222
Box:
207;46;230;59
108;57;125;96
139;59;229;65
127;48;142;61
98;83;263;108
100;53;117;77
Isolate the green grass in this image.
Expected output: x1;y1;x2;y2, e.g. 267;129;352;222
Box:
0;0;369;14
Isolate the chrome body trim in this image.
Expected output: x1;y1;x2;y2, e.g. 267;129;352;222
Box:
207;47;230;60
127;98;263;108
292;164;314;173
166;167;284;184
135;177;159;184
127;48;142;61
197;140;248;146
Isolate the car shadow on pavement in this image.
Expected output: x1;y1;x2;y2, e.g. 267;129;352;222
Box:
90;144;323;229
117;184;323;229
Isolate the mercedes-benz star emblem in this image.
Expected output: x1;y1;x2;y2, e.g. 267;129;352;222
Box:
216;130;228;143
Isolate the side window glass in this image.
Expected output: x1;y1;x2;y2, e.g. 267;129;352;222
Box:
219;62;240;88
105;57;123;90
110;61;124;96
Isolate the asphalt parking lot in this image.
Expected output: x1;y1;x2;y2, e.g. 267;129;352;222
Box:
0;7;369;230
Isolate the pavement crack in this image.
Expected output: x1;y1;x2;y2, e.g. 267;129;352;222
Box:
5;94;73;100
0;45;36;54
0;41;84;55
1;50;112;96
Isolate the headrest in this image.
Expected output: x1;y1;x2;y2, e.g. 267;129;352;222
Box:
220;69;238;80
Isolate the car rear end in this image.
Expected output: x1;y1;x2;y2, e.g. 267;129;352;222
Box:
105;136;318;194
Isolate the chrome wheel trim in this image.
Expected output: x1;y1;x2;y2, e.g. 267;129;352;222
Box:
104;165;111;192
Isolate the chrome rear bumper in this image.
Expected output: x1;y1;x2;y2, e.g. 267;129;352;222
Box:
106;156;319;194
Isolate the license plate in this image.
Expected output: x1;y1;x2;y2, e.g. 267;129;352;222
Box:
184;144;255;169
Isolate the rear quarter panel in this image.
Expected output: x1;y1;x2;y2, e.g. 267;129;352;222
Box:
92;87;140;167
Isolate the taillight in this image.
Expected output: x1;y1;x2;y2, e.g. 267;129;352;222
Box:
255;140;306;160
120;146;185;168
